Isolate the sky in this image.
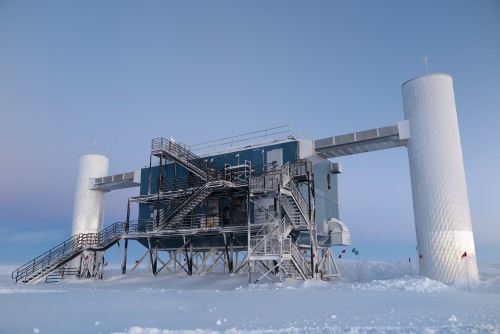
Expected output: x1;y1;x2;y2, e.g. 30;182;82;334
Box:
0;1;499;265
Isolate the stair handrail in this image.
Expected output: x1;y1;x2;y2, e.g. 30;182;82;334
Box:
152;138;220;181
161;174;206;193
12;222;128;283
249;170;280;193
12;233;82;283
280;216;293;236
291;243;312;277
287;160;312;178
156;185;212;230
283;178;310;226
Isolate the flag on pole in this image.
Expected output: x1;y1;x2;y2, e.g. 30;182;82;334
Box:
104;262;108;267
461;251;467;259
419;254;423;259
342;249;346;253
338;254;342;259
355;250;359;256
352;248;357;254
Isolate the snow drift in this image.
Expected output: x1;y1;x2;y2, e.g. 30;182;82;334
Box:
1;260;499;334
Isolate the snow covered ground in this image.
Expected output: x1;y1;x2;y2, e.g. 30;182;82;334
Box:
1;260;499;334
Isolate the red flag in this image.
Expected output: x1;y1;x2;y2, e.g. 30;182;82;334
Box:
342;249;346;253
135;260;139;264
419;254;423;259
104;262;108;267
338;254;342;259
461;251;467;259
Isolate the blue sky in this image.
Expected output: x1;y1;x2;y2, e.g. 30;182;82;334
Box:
0;1;499;265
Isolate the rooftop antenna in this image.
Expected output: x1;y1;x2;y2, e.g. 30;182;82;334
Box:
424;56;429;75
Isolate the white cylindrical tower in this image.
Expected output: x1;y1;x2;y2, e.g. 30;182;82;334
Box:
71;154;109;237
402;74;478;284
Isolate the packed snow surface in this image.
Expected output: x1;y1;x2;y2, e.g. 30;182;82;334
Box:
1;261;499;334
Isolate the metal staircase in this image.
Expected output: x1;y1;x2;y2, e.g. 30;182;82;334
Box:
281;243;312;280
151;138;219;181
12;222;126;284
280;194;309;230
280;162;312;229
149;137;226;231
248;160;315;282
44;267;79;283
157;185;214;230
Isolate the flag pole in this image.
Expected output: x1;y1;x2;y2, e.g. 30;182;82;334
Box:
357;252;362;282
356;256;360;283
465;255;470;292
415;246;418;274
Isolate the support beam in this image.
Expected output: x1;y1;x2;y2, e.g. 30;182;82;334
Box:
122;239;128;274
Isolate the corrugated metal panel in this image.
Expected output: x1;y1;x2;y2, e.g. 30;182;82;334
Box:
402;74;478;284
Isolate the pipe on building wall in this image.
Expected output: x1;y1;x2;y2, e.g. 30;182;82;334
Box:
402;74;478;284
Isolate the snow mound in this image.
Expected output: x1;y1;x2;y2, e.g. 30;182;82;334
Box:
1;262;499;334
113;324;500;334
343;276;450;293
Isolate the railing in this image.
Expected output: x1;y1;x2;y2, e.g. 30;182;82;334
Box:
282;236;292;254
161;175;206;193
249;170;280;193
287;160;311;178
286;180;310;225
280;216;294;236
250;235;281;256
45;267;79;283
280;163;292;189
164;211;247;230
12;222;133;283
190;125;310;154
291;243;312;278
158;186;212;230
151;138;219;180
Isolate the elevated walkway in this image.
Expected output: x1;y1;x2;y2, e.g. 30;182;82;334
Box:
314;121;410;158
90;171;141;191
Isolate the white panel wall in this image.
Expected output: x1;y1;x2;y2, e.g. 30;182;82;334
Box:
402;74;478;284
71;154;109;236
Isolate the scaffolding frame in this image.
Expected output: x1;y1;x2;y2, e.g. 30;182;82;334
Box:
12;136;340;284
